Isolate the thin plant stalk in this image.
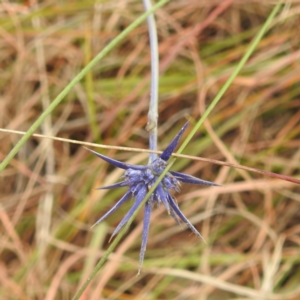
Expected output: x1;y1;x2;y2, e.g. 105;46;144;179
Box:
1;127;299;184
72;146;176;300
73;3;283;299
177;2;283;155
0;0;170;174
143;0;159;163
84;21;100;141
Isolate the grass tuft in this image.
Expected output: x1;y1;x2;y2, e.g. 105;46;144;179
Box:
1;1;300;299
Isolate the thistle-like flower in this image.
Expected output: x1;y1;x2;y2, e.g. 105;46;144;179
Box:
88;122;219;271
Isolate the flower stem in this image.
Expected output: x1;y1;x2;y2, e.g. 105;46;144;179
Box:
143;0;159;163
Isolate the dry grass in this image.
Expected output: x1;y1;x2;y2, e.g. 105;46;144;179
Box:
1;1;300;299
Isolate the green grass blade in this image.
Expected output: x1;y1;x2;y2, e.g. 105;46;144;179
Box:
73;4;282;297
177;1;282;155
0;0;170;173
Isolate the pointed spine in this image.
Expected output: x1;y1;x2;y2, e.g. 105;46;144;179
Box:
170;171;220;186
160;122;189;161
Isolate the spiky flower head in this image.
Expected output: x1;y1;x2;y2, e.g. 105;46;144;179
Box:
87;122;219;272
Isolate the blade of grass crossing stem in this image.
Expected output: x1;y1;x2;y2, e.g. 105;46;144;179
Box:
72;157;176;300
73;3;283;299
0;0;170;174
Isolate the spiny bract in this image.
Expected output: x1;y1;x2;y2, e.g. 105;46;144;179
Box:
87;122;219;272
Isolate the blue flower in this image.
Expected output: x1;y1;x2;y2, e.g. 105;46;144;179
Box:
87;122;219;271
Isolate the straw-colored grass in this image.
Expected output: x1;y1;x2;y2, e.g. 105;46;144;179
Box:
1;1;300;299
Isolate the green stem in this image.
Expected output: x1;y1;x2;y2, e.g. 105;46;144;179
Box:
84;21;100;141
72;152;173;300
177;2;282;155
